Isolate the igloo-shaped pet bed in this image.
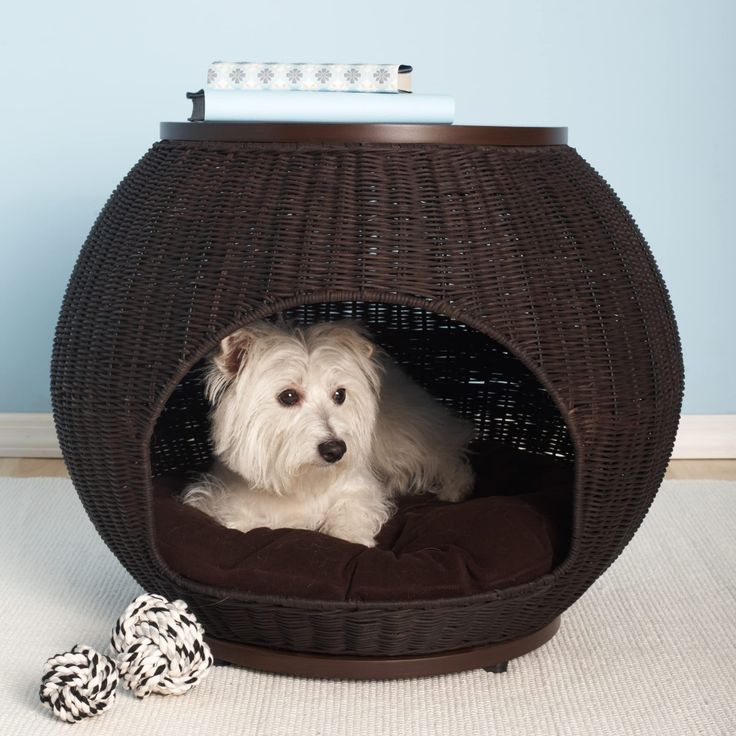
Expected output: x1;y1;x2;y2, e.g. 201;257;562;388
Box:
51;122;683;678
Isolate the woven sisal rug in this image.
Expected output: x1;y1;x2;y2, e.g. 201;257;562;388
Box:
1;477;734;735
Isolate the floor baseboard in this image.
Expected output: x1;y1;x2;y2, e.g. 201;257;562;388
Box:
671;415;736;459
0;414;61;458
0;413;733;460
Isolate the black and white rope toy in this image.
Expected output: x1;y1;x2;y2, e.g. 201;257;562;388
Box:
39;645;119;723
111;594;214;698
39;594;214;723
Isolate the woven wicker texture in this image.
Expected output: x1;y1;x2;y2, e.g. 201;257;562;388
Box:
51;134;683;657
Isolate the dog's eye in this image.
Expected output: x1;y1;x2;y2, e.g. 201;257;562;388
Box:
333;388;346;405
277;389;300;407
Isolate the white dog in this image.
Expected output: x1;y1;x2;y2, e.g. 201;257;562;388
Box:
182;320;475;546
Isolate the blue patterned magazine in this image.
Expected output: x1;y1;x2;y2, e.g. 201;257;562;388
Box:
208;62;413;93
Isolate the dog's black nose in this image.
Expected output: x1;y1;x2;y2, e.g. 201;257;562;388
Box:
318;439;347;463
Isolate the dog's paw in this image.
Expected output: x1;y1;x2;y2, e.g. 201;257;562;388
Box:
320;487;391;547
320;517;382;547
433;462;475;503
321;524;378;547
341;532;378;547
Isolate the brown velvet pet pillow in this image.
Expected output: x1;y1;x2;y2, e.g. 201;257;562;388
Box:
153;444;572;602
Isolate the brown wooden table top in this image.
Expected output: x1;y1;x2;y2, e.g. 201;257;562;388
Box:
159;122;568;146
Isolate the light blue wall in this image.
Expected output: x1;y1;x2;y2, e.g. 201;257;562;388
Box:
0;0;733;413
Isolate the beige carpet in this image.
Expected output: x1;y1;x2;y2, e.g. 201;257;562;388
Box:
1;477;734;735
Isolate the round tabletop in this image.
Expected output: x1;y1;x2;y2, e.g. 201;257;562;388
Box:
159;122;568;146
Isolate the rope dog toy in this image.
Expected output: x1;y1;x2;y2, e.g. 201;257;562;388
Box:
111;594;214;698
39;645;119;723
39;594;213;722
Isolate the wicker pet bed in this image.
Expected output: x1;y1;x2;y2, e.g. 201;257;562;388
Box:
51;122;683;678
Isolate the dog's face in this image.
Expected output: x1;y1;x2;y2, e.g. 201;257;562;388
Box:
205;320;383;494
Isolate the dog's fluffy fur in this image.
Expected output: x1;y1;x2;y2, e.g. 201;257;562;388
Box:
182;320;475;546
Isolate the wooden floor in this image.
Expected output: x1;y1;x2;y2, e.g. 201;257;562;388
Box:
0;458;735;480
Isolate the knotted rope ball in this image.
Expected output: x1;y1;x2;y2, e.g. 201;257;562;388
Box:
110;594;214;698
39;645;119;723
40;594;214;722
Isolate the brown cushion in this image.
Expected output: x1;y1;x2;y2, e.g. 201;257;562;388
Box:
153;444;573;602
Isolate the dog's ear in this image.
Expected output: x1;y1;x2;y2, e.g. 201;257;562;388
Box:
337;322;377;361
305;320;384;395
213;330;250;379
335;323;384;397
211;321;271;379
306;320;377;358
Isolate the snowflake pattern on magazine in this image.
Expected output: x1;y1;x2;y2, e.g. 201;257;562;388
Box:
207;63;405;92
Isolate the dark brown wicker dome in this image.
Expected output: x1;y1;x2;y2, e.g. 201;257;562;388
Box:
51;123;683;677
